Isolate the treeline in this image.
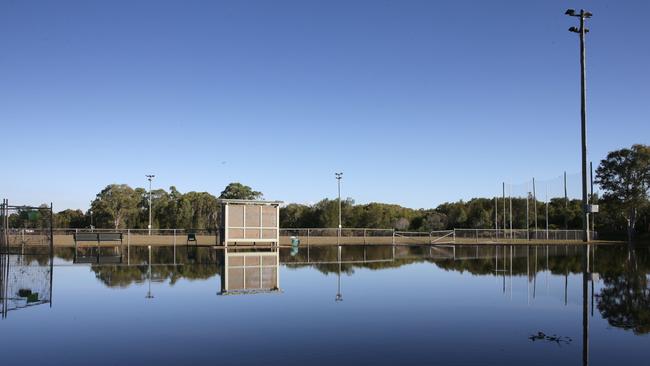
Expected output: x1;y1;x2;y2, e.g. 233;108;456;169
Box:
10;185;649;237
280;197;589;231
51;187;640;235
53;182;261;230
8;144;650;237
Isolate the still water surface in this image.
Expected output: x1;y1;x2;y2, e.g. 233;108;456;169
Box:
1;244;648;365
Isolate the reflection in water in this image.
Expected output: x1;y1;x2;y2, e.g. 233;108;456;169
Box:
73;245;123;264
4;243;649;351
596;245;650;335
0;254;53;318
219;248;280;295
583;245;589;366
335;245;342;302
145;246;154;299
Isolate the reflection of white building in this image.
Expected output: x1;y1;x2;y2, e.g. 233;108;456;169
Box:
219;250;280;295
1;255;52;317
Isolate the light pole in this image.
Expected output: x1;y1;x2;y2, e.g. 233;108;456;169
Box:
146;174;155;236
335;172;343;243
565;8;592;242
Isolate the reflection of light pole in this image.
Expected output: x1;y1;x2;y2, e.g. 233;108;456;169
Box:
146;175;155;236
335;172;343;244
565;8;592;242
146;245;154;299
335;245;343;302
582;244;590;366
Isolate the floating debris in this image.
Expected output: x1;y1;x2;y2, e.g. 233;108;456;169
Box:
529;331;573;345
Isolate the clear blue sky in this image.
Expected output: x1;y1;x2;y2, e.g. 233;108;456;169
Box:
1;0;648;211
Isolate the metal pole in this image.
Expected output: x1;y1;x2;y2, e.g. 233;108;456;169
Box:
502;182;506;240
494;196;498;240
509;185;513;240
50;202;54;255
546;186;549;240
526;190;530;241
146;174;155;236
590;161;595;236
533;178;537;239
578;12;590;242
335;172;343;244
564;170;569;230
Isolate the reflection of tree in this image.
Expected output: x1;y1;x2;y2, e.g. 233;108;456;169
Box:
597;247;650;335
92;264;222;287
87;247;223;287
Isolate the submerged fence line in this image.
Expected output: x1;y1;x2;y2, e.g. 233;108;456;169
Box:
2;227;597;247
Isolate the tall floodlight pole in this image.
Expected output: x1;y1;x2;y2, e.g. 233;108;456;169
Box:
335;172;343;243
146;174;155;236
566;8;592;242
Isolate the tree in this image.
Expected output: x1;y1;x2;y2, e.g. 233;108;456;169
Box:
596;144;650;239
280;204;310;228
55;209;87;228
184;191;219;229
219;183;262;200
420;212;447;231
393;217;410;230
90;184;139;229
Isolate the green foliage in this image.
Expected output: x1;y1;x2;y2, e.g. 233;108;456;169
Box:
77;182;258;230
596;144;650;237
36;145;648;238
219;182;262;200
90;184;139;229
55;209;87;228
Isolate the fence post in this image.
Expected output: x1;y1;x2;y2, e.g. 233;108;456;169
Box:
173;229;176;265
476;229;479;243
307;229;310;246
392;229;395;245
364;229;367;245
453;229;456;243
429;231;432;245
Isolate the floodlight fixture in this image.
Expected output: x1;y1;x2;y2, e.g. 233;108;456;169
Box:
565;9;576;16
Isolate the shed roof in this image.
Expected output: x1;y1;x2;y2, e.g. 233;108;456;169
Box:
217;199;283;205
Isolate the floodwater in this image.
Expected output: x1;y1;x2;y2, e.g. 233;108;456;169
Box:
1;243;648;366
